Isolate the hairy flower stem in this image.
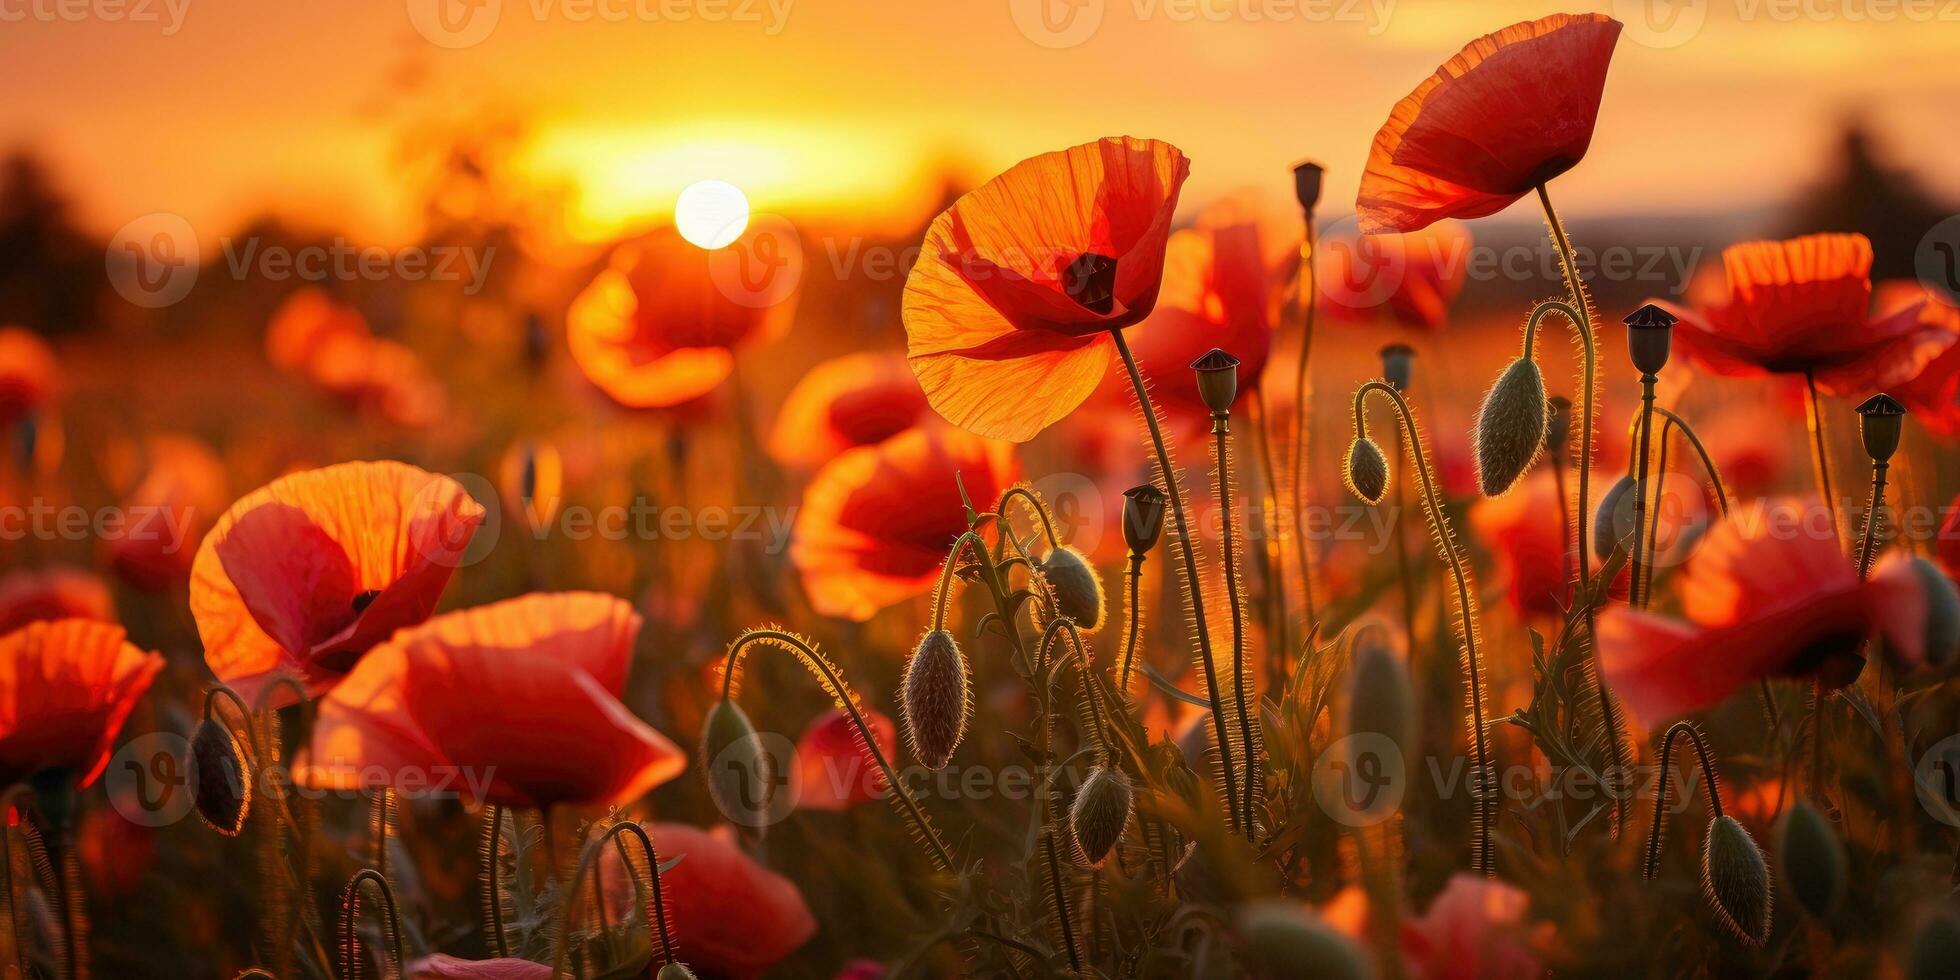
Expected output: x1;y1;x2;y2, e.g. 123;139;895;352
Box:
1109;326;1242;837
1249;393;1291;681
1643;722;1726;879
1856;461;1889;581
550;821;680;977
721;629;956;875
1117;553;1146;692
1352;381;1494;875
1211;408;1259;834
1639;415;1672;604
1629;373;1660;610
1551;454;1574;600
338;868;404;980
482;805;512;959
1390;428;1418;639
1288;221;1322;630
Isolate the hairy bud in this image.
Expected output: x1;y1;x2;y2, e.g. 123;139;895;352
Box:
1474;357;1547;497
1345;437;1389;505
657;963;699;980
1039;545;1106;632
1777;800;1845;918
701;700;772;823
1070;767;1133;867
1702;814;1773;946
901;629;969;770
191;717;251;836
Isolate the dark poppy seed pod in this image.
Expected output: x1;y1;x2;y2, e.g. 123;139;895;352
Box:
1474;357;1547;497
1122;484;1167;555
1702;814;1773;946
1777;800;1845;918
1379;343;1415;393
1857;393;1906;463
1191;348;1242;415
191;718;251;836
1238;901;1369;980
701;700;772;822
1545;394;1572;456
1292;161;1325;213
901;629;969;770
1344;437;1389;505
1038;545;1105;632
656;963;699;980
1909;911;1960;980
1908;556;1960;667
1624;303;1677;377
1594;474;1637;559
1069;766;1133;867
1063;252;1117;315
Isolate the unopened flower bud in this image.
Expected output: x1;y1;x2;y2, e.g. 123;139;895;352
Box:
191;717;251;836
1122;485;1167;555
1474;357;1547;497
1777;800;1844;918
701;700;771;823
1070;766;1133;867
1345;437;1389;505
1702;814;1773;946
1595;474;1637;559
1237;901;1368;980
901;629;969;770
1039;545;1105;632
1191;348;1242;415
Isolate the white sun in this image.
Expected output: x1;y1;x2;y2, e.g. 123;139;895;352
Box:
674;179;750;249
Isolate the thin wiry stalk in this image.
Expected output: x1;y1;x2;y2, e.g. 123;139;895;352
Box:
1117;553;1146;693
997;487;1062;551
0;815;23;979
1856;461;1890;581
1390;426;1418;639
338;868;404;980
1551;453;1574;604
1209;408;1260;835
930;531;987;634
1640;412;1673;605
1630;373;1659;609
720;628;956;875
1038;621;1116;768
1108;326;1242;837
1288;217;1322;629
1248;392;1291;682
369;788;397;884
19;821;66;979
1040;829;1084;974
1644;721;1726;879
550;821;679;977
1352;381;1495;875
479;805;512;959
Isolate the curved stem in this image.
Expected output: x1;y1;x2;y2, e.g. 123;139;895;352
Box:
1643;722;1726;879
997;488;1061;552
1212;411;1259;834
1108;326;1242;837
338;869;404;980
1551;454;1574;605
1390;427;1418;639
1652;408;1730;516
1352;381;1494;875
720;629;956;874
1039;620;1115;768
929;531;987;634
1289;218;1321;630
550;821;678;977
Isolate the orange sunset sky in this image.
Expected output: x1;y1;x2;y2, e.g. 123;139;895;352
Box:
5;0;1959;245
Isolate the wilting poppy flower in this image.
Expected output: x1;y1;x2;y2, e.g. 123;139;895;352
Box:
792;706;897;811
791;426;1019;621
902;137;1191;441
1356;13;1622;234
1875;281;1960;436
568;225;798;409
1469;470;1571;619
0;567;114;636
1321;874;1549;979
407;955;550;980
306;592;685;809
191;461;485;704
0;619;163;790
265;288;369;374
0;325;57;429
104;435;227;592
1657;235;1955;396
1320;221;1471;329
1599;498;1931;728
767;351;931;470
603;822;816;977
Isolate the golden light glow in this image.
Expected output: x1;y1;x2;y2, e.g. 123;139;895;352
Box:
675;179;750;249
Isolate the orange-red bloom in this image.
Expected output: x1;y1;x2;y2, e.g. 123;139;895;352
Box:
792;706;896;811
0;325;57;429
192;461;485;704
1469;470;1570;619
767;351;931;470
903;137;1190;441
0;567;114;636
306;592;684;809
1319;222;1471;329
0;619;163;790
1875;281;1960;436
1323;873;1549;979
265;288;368;374
1599;498;1930;728
568;225;798;409
407;956;550;980
791;426;1019;621
1658;235;1955;396
104;435;228;592
1357;14;1622;234
606;822;816;977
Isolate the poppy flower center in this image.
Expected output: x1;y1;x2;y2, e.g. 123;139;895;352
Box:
1063;252;1117;315
351;589;382;614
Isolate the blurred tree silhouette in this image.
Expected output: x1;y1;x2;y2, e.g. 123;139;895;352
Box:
1782;120;1952;289
0;150;102;334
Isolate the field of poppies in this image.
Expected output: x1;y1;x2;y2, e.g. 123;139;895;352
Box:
6;8;1960;979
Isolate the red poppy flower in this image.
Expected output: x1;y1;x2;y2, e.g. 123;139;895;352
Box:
1875;281;1960;436
79;801;155;901
1657;235;1955;396
192;461;485;705
792;706;896;811
1356;14;1623;234
1598;498;1930;728
407;955;550;980
903;137;1191;441
1469;470;1571;619
0;567;114;636
604;822;816;978
0;325;57;428
0;619;163;789
568;225;798;409
105;435;227;592
1319;221;1471;329
306;592;684;809
791;425;1019;621
1939;494;1960;583
307;334;447;429
265;288;369;374
767;351;931;471
1322;873;1549;979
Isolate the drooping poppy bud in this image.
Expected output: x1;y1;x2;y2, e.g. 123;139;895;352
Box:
1474;358;1547;497
1122;485;1167;555
1345;437;1389;505
191;717;251;836
1702;814;1773;946
1594;474;1637;559
1190;348;1242;415
701;700;772;823
1379;343;1415;393
1857;393;1906;464
1624;303;1676;377
1237;901;1368;980
1070;766;1133;867
1038;546;1105;632
1777;800;1844;918
901;630;969;770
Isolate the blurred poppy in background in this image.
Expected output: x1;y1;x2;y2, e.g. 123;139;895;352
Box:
1874;281;1960;435
903;136;1189;441
768;350;930;471
0;325;57;429
104;435;228;592
192;460;485;704
406;955;550;979
306;591;685;808
791;425;1018;621
792;705;896;811
1320;221;1471;330
0;619;162;790
606;822;817;978
1356;13;1622;234
1469;469;1572;619
0;566;114;635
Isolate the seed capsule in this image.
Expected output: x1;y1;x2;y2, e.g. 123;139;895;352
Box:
1069;767;1133;867
1777;800;1844;918
901;629;969;770
1702;814;1773;946
1122;484;1167;555
191;717;251;836
1237;901;1369;980
1039;545;1105;632
1344;437;1389;505
1474;357;1547;497
701;700;772;823
1594;474;1637;559
1379;343;1415;393
1191;348;1242;414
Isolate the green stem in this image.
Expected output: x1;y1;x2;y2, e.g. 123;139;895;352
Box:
1643;722;1725;879
1117;554;1146;691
